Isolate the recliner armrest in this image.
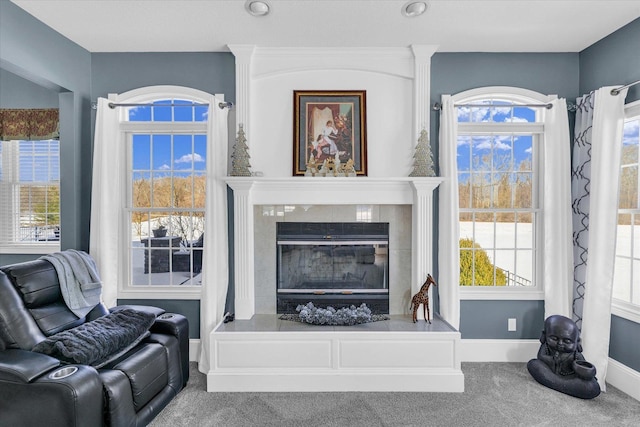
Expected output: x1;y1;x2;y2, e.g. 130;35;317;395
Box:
150;313;190;386
0;349;60;383
110;304;166;317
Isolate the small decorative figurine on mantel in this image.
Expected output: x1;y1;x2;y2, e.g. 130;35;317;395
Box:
409;129;436;177
527;315;601;399
322;157;336;176
410;274;437;323
305;153;320;176
338;158;356;177
230;124;252;176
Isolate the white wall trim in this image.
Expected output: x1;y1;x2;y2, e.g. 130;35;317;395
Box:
460;339;539;362
607;358;640;402
189;339;201;362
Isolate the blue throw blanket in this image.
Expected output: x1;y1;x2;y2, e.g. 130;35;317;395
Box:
41;250;102;318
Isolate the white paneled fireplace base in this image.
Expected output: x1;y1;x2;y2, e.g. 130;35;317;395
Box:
215;177;458;392
208;314;463;392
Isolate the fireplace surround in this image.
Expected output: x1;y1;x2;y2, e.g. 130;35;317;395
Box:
208;177;464;393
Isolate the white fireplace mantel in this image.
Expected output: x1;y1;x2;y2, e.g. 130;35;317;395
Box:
225;176;443;319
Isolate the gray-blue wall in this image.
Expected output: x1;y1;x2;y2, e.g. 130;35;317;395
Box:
579;17;640;104
578;17;640;371
0;0;92;265
91;52;235;102
0;69;59;108
430;52;580;340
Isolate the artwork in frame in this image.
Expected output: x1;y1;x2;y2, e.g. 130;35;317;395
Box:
293;90;367;176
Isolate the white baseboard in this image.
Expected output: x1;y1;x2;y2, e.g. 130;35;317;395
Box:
607;358;640;402
189;339;201;362
460;339;539;362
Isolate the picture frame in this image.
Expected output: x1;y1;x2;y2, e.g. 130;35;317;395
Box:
293;90;367;176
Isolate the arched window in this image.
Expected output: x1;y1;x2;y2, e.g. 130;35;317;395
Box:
111;86;217;293
452;87;555;297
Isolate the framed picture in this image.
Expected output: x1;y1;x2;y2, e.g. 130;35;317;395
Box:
293;90;367;176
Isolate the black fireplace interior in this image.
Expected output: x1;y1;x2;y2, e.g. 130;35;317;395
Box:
276;222;389;314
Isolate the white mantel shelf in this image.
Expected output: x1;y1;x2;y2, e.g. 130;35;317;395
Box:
224;176;444;206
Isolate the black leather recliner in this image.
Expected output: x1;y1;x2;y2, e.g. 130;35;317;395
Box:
0;259;190;426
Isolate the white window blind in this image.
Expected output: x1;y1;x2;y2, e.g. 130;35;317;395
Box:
0;140;60;248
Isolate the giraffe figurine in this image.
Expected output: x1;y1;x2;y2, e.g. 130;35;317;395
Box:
410;274;437;323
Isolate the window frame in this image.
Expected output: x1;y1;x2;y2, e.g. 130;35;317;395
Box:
452;87;552;301
0;139;61;254
612;99;640;323
112;86;217;300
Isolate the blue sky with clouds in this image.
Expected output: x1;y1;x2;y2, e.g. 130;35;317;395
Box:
623;118;640;148
456;104;535;175
128;102;208;176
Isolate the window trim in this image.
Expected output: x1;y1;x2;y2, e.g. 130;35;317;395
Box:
111;86;217;300
452;87;553;300
612;98;640;322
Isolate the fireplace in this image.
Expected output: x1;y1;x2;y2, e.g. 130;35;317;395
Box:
276;222;389;314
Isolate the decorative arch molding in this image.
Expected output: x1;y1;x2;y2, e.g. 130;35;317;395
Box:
113;85;214;104
452;86;557;104
250;47;418;81
253;67;414;83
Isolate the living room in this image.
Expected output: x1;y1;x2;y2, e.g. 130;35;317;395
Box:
1;0;639;423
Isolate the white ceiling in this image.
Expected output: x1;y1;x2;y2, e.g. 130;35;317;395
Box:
11;0;640;53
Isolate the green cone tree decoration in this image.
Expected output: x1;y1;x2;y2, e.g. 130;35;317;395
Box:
409;129;435;177
230;124;252;176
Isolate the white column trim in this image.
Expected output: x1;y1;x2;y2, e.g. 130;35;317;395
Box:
410;180;439;318
410;44;438;138
230;180;255;319
227;44;255;140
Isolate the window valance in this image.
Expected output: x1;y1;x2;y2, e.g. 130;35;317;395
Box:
0;109;59;140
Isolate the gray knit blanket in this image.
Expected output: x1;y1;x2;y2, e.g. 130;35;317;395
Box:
32;309;156;368
41;249;102;318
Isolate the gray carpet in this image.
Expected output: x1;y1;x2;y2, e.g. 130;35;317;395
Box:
150;362;640;427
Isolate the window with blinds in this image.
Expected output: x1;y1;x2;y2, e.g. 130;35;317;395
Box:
0;139;60;250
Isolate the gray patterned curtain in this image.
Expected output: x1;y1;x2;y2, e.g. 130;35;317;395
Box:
570;87;627;390
571;92;594;330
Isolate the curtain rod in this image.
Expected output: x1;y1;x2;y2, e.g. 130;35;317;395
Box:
432;102;554;111
611;80;640;96
106;101;233;109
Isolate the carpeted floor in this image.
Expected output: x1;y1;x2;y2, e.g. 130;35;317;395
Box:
150;362;640;427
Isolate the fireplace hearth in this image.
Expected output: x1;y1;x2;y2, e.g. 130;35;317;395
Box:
276;222;389;314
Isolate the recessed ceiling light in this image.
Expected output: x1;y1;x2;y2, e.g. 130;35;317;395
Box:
402;1;427;17
245;1;270;17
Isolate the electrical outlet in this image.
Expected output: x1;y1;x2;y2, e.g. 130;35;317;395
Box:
508;318;517;332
